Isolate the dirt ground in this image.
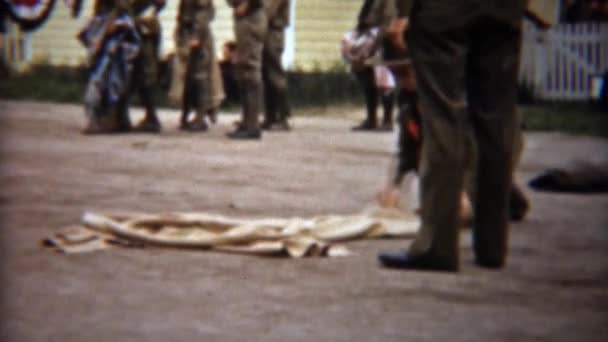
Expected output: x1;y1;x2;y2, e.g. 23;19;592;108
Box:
0;100;606;341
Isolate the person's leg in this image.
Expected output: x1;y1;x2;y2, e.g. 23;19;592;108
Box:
180;72;194;129
395;89;421;176
137;85;161;131
228;9;267;139
380;15;469;272
188;27;214;132
381;88;395;130
467;18;522;268
262;51;277;128
353;67;378;130
509;114;529;221
133;34;161;132
264;27;290;128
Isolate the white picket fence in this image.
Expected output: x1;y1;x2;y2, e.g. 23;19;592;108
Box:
519;21;608;101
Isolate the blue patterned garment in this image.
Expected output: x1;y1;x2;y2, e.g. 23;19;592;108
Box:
80;13;141;120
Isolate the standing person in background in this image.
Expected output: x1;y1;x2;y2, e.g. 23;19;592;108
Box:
177;0;216;131
129;0;165;133
82;0;141;134
260;0;292;131
219;40;240;104
351;0;397;131
226;0;267;140
379;0;527;272
377;0;530;222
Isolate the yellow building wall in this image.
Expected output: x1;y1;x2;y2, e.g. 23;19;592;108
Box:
23;0;362;71
11;0;563;71
28;1;95;66
293;0;360;70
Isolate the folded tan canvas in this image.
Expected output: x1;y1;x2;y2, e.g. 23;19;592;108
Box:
44;206;420;257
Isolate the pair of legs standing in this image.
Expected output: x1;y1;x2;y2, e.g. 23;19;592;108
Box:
380;3;526;271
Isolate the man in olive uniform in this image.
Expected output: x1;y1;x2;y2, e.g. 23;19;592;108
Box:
177;0;216;131
128;0;165;133
379;0;527;271
260;0;291;131
226;0;267;139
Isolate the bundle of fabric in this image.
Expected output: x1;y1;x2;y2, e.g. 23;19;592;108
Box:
44;207;420;257
529;161;608;193
78;13;141;122
341;28;379;67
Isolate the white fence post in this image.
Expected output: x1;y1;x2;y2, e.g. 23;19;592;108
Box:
282;0;296;70
519;21;608;101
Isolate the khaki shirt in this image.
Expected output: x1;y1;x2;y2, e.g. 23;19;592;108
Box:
178;0;215;38
265;0;289;29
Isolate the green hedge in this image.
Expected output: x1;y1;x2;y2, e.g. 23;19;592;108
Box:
0;63;364;109
1;64;606;137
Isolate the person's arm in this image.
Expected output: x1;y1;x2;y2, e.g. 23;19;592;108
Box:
377;155;403;208
384;0;414;53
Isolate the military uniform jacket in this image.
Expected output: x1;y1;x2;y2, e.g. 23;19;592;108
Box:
265;0;289;29
178;0;215;40
226;0;264;13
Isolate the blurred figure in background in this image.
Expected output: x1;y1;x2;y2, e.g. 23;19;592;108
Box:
177;0;217;131
226;0;267;140
219;40;240;104
261;0;292;131
349;0;396;131
128;0;166;133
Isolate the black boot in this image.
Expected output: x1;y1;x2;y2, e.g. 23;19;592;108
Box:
228;80;262;140
134;86;161;133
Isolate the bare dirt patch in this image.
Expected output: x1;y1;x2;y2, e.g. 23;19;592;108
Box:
1;100;607;341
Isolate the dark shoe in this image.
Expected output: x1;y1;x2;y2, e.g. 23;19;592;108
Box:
226;128;261;140
181;121;208;132
133;118;161;133
182;116;208;132
352;120;377;131
208;109;218;124
475;257;505;270
273;120;291;131
262;120;291;131
378;251;459;272
179;115;189;130
379;122;393;132
260;120;275;130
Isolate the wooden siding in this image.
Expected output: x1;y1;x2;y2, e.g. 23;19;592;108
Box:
293;0;360;70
